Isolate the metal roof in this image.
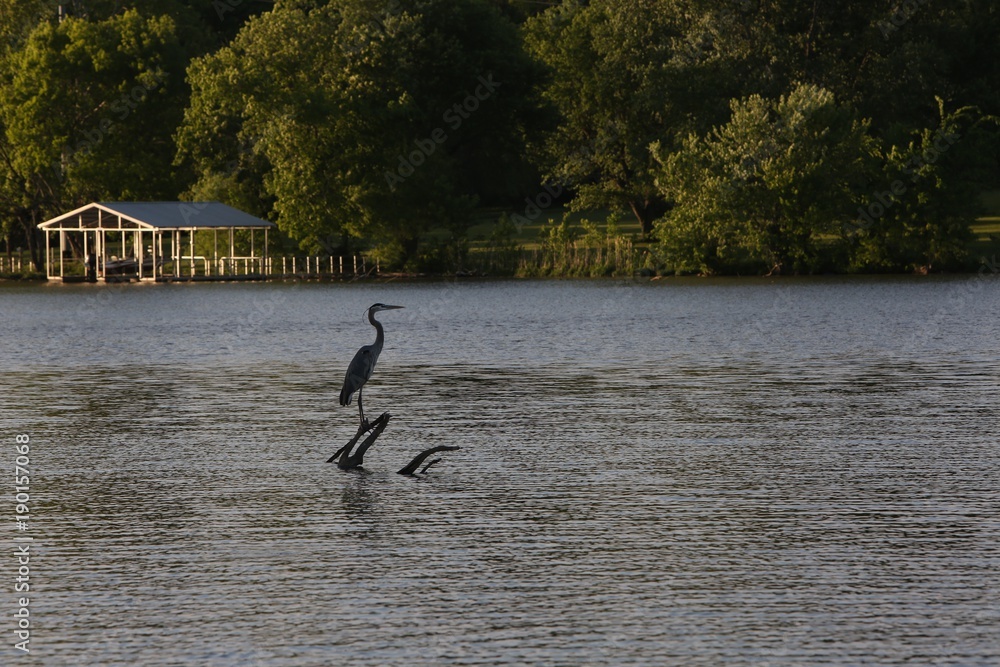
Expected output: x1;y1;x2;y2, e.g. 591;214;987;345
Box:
37;201;276;230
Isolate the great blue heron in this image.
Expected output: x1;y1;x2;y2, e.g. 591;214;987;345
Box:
340;303;404;431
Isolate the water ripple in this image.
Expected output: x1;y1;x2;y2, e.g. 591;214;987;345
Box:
0;279;998;665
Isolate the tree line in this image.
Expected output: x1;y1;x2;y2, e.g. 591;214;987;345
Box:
2;0;998;275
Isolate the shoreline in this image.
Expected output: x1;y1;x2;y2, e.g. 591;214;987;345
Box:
3;270;997;286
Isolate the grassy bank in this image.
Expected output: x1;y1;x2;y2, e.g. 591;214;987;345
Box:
461;211;651;277
964;190;1000;267
455;191;1000;277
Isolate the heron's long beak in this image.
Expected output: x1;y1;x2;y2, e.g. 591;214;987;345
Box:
381;305;404;310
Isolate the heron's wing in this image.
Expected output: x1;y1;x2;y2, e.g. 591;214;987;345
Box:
340;345;377;405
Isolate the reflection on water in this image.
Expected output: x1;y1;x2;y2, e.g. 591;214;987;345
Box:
1;278;998;665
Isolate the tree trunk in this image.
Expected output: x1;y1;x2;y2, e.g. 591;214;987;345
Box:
628;198;667;239
19;213;43;273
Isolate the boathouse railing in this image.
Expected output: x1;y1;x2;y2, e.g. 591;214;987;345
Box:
13;251;377;281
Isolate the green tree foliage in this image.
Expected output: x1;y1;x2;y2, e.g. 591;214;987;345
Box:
681;0;1000;133
1;0;998;275
848;101;1000;273
646;0;1000;274
524;0;693;237
654;84;876;275
178;0;543;266
5;12;189;199
0;6;195;267
525;0;1000;273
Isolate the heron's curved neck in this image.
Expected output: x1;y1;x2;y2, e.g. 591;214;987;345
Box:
368;309;385;350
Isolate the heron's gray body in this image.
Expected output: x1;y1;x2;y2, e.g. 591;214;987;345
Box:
340;341;382;406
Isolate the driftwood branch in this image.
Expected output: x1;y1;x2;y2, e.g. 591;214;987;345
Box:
398;445;461;476
420;458;442;474
328;413;460;474
328;412;391;468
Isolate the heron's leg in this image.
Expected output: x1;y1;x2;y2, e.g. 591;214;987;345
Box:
358;388;369;431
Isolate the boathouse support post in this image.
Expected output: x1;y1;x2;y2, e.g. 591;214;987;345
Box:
99;229;106;280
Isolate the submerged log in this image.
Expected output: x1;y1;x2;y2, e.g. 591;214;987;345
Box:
397;445;461;476
327;412;391;468
328;413;460;474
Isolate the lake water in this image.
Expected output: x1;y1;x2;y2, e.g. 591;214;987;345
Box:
1;277;998;666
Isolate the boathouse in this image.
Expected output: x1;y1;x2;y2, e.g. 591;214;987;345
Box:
37;201;275;282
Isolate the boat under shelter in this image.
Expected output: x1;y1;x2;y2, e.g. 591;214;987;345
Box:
37;201;276;282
